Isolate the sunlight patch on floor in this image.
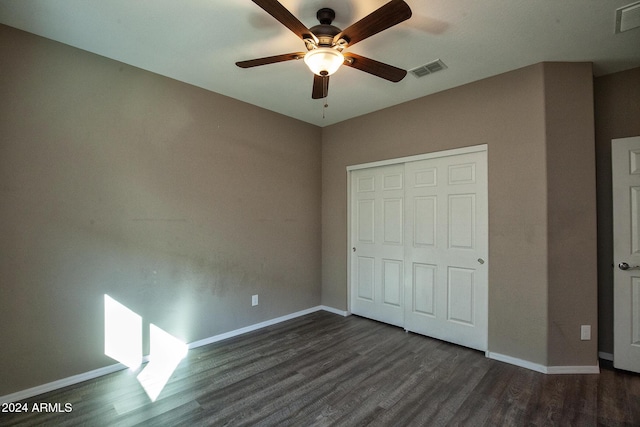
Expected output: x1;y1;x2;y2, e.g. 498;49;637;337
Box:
104;294;188;401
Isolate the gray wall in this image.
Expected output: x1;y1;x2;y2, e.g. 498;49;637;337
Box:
544;63;598;366
594;67;640;355
321;62;598;367
0;25;322;396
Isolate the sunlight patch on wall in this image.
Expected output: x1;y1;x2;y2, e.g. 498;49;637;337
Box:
104;294;142;369
104;294;188;401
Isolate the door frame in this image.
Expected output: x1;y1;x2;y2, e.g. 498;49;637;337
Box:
346;144;488;318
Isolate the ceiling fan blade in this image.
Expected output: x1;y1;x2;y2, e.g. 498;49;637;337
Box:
312;74;329;99
343;53;407;82
251;0;318;43
236;52;306;68
333;0;411;47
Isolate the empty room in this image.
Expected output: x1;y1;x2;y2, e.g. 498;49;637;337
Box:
1;1;640;425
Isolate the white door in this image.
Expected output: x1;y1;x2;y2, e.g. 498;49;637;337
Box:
349;147;488;351
404;151;488;351
350;164;405;327
612;136;640;373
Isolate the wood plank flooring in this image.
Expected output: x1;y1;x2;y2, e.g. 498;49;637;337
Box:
1;311;639;426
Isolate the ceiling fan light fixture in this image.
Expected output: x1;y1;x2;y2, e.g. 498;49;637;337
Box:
304;47;344;76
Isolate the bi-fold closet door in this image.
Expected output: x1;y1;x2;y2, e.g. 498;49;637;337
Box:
349;148;488;351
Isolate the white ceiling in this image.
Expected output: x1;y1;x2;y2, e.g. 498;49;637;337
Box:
1;0;639;127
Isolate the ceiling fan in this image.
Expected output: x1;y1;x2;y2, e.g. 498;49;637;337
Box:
236;0;412;99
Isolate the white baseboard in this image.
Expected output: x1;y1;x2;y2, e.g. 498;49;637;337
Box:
598;351;614;361
1;305;346;404
0;362;131;405
319;305;349;316
546;364;600;374
487;352;600;374
487;352;548;373
187;305;325;349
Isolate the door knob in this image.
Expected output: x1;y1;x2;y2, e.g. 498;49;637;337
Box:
618;262;640;270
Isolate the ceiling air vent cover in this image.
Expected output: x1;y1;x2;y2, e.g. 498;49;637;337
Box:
616;1;640;33
410;59;447;78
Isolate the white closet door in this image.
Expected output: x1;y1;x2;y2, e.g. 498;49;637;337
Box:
350;164;405;327
404;151;488;351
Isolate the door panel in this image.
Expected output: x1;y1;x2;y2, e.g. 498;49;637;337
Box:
356;257;375;301
383;198;403;244
383;172;403;190
413;263;436;316
351;164;405;327
612;136;640;373
414;196;436;247
448;162;476;184
447;267;475;325
356;199;375;243
383;259;403;306
404;151;488;351
632;187;640;253
448;194;475;249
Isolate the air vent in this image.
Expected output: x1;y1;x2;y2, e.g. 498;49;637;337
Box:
409;59;448;78
616;1;640;33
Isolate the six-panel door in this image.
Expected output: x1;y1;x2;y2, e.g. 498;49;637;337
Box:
351;164;405;327
612;136;640;373
404;151;488;351
350;149;488;351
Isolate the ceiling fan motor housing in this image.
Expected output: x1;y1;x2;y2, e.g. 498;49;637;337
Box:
309;8;341;48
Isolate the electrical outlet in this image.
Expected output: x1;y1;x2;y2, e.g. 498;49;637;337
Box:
581;325;591;341
252;295;258;306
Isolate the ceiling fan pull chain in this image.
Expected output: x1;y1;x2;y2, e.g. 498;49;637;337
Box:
322;74;329;119
323;96;329;119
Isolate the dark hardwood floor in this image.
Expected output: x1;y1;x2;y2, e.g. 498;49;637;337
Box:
2;311;639;426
